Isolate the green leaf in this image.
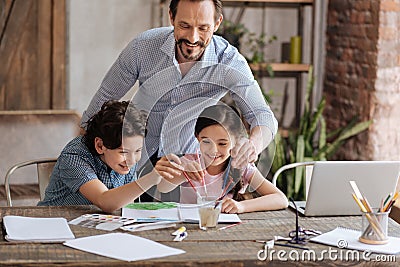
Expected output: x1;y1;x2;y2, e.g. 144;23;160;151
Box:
304;98;325;142
272;134;285;172
318;117;326;160
322;120;372;157
299;109;309;136
266;64;274;77
294;136;305;194
335;120;372;142
303;66;314;116
304;141;313;157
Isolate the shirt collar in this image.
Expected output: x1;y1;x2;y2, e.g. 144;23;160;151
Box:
161;29;176;59
201;37;218;66
93;155;109;173
93;155;137;177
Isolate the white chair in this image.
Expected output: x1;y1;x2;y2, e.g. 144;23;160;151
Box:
272;161;315;186
272;162;316;199
4;158;57;206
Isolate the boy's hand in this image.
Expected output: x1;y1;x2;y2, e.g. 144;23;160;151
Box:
154;154;183;179
179;157;204;183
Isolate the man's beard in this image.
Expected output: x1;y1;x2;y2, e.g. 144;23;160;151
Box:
176;39;206;61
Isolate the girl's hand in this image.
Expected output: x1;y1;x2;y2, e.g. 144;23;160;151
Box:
221;198;245;214
154;154;182;180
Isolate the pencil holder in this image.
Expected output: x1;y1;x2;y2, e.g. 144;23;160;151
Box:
359;209;389;245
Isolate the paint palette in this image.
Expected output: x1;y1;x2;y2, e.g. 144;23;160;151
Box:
69;214;136;231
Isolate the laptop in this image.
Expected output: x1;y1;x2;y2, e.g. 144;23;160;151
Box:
290;161;400;216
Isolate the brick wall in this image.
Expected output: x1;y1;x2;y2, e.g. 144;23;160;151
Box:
324;0;400;160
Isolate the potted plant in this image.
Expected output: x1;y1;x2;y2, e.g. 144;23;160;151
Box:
269;67;372;200
216;19;248;50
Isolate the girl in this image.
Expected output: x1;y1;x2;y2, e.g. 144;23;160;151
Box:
157;104;288;213
38;101;173;212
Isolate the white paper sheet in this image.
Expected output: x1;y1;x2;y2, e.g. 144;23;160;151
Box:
63;233;185;261
310;227;400;254
3;215;75;242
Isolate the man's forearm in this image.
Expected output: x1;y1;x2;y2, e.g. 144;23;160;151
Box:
249;126;273;155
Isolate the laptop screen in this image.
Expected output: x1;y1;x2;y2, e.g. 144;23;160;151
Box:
303;161;400;216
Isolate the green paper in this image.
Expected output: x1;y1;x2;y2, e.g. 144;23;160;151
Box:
124;202;177;210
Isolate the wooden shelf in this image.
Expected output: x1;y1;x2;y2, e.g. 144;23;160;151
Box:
223;0;312;3
222;0;313;7
0;110;80;116
220;0;314;126
250;63;310;72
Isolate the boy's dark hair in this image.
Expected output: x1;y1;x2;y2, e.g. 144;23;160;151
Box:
169;0;222;22
84;100;147;155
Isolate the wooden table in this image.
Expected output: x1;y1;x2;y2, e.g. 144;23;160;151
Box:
1;206;399;266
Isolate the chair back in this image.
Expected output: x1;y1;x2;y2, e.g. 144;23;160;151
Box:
4;158;57;206
37;161;57;200
0;110;80;186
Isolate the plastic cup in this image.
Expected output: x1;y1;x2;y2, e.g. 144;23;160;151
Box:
197;196;221;230
359;209;389;245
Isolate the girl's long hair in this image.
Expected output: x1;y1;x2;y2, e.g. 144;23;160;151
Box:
195;104;247;200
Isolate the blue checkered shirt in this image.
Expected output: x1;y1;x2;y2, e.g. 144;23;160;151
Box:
37;136;137;206
81;27;278;167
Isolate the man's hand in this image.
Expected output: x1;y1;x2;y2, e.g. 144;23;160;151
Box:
231;126;273;169
230;137;257;169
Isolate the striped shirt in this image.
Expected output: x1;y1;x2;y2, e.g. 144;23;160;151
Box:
37;136;137;206
81;27;278;167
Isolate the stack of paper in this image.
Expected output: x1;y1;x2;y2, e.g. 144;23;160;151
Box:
122;202;180;222
3;215;75;242
122;202;241;223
